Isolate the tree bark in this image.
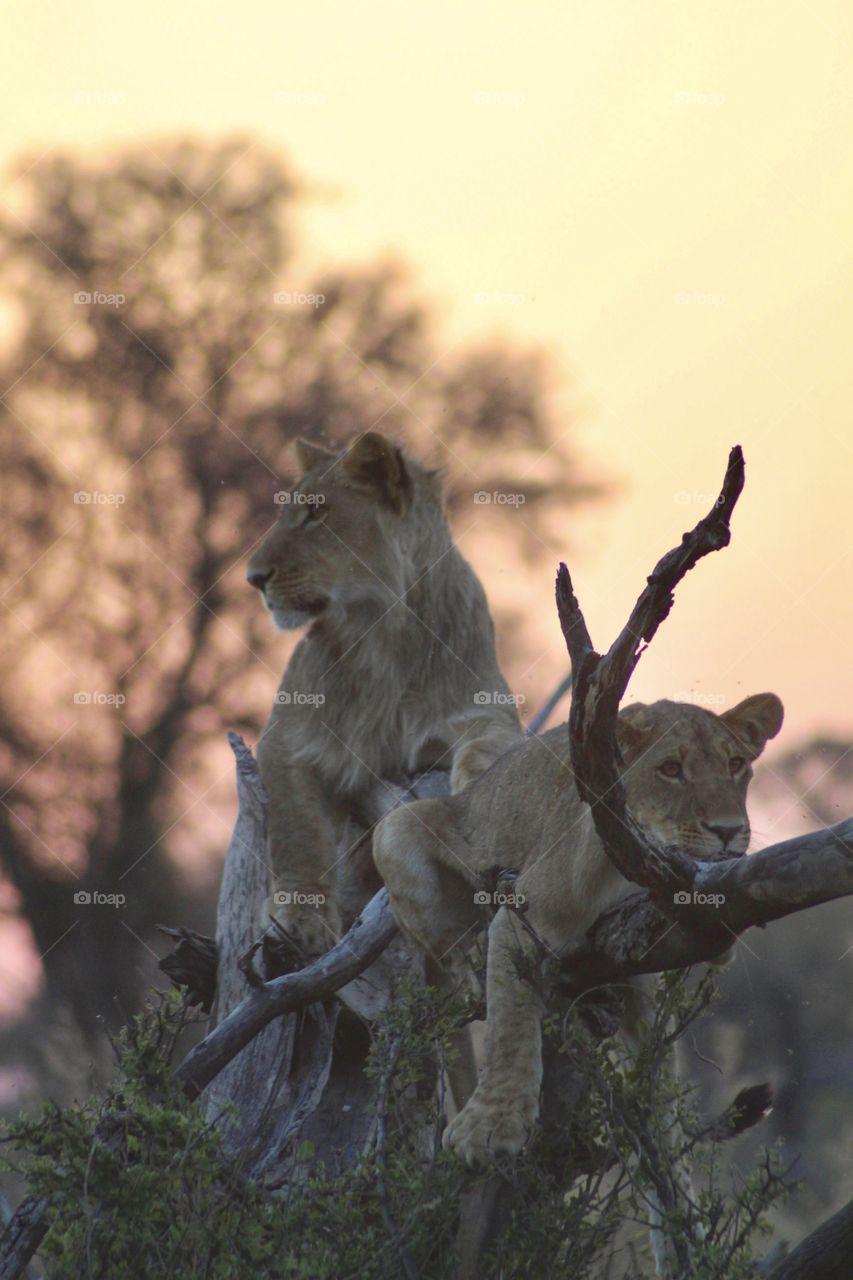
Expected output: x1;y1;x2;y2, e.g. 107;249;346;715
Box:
0;1197;54;1280
562;818;853;990
765;1196;853;1279
184;733;432;1186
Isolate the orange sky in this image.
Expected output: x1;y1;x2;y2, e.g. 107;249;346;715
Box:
3;0;852;742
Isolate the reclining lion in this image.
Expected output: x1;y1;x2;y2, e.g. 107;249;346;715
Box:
374;691;783;1163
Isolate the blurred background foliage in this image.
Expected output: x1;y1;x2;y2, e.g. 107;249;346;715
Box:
0;136;596;1050
0;136;850;1246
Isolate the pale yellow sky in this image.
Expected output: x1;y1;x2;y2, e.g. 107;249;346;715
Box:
3;0;852;741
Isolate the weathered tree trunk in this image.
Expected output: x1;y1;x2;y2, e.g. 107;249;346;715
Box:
0;1197;53;1280
766;1196;853;1279
201;732;302;1180
200;733;437;1187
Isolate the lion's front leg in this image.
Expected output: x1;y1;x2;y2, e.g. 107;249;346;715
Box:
256;729;343;957
444;907;545;1166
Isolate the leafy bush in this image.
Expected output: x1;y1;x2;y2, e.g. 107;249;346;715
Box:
1;976;790;1278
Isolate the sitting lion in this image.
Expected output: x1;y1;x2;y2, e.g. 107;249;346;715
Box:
374;692;783;1166
246;431;522;960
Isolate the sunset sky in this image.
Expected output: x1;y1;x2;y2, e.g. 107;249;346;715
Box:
3;0;852;742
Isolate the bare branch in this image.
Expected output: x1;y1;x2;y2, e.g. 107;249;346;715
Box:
157;927;217;1012
556;445;745;898
561;819;853;991
174;889;398;1100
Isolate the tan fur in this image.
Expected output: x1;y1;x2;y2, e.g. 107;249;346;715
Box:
247;432;522;958
374;692;784;1166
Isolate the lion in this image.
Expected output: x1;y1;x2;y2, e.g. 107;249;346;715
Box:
246;431;523;961
373;692;784;1168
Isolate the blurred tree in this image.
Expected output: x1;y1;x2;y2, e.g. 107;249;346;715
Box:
690;739;853;1226
0;137;598;1044
767;738;853;830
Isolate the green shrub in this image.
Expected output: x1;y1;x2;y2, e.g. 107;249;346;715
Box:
1;976;790;1278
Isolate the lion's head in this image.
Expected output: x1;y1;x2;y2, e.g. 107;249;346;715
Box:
247;433;444;630
615;694;784;857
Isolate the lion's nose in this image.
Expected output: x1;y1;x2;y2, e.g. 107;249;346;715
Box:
247;569;271;591
703;821;744;850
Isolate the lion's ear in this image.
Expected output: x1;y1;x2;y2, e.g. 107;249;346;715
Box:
616;703;653;759
342;432;413;513
720;693;784;759
294;438;335;474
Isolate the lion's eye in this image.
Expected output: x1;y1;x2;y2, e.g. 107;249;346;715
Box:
658;760;683;780
729;756;745;773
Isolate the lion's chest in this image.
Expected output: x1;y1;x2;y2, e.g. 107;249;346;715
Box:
278;643;446;794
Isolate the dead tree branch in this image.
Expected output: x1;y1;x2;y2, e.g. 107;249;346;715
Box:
561;817;853;990
157;927;217;1012
174;888;398;1100
556;444;745;898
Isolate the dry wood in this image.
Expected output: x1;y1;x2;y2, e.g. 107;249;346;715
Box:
556;444;745;899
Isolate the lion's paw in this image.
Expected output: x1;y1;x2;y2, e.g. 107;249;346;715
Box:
265;893;342;961
444;1088;538;1167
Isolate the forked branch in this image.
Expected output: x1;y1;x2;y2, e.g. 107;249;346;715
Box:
556;445;745;898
